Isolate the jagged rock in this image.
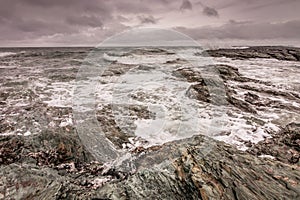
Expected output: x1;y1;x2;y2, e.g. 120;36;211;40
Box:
203;46;300;61
129;48;175;55
0;134;299;199
101;62;137;77
0;136;24;165
216;64;241;80
165;58;187;64
174;65;257;113
247;123;300;165
0;163;63;199
96;135;300;199
1;46;300;199
226;94;257;113
186;83;210;103
96;104;155;148
0;129;93;167
173;67;204;83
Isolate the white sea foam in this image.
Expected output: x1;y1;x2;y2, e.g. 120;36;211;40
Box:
43;81;74;108
0;52;17;57
91;49;288;150
3;47;296;151
258;155;275;159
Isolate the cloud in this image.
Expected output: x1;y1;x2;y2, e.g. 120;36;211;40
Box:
196;1;219;17
227;0;297;10
0;0;299;46
0;0;114;45
202;6;219;17
175;19;300;40
180;0;192;11
116;15;131;23
66;15;103;28
138;15;159;24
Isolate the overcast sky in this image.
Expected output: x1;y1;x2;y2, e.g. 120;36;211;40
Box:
0;0;300;47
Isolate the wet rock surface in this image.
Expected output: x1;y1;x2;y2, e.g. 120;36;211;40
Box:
98;135;300;200
0;46;300;199
96;104;154;148
247;122;300;165
174;64;282;114
0;128;93;166
0;133;299;199
203;46;300;61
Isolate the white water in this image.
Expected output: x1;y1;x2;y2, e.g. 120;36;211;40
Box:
88;48;298;150
0;52;17;57
2;47;299;151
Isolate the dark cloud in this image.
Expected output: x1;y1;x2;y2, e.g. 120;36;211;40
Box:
0;0;113;44
0;1;16;19
22;0;107;12
114;1;151;13
196;1;219;17
0;0;299;46
116;15;131;23
202;6;219;17
66;15;103;28
180;0;192;11
138;15;159;24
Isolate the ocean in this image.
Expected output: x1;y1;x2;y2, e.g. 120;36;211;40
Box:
1;46;299;161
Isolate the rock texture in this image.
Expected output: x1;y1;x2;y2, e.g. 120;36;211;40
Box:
98;135;300;200
174;65;264;113
1;46;300;199
203;46;300;61
1;130;299;199
248;123;300;165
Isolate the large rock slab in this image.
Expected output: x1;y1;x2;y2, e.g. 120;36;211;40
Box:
96;136;300;200
203;46;300;61
1;133;299;199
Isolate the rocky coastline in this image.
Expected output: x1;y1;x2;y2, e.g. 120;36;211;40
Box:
0;46;299;199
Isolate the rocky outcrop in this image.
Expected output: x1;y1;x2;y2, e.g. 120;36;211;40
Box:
1;46;300;199
247;123;300;165
0;128;93;166
96;104;154;148
203;46;300;61
1;130;299;199
173;65;258;113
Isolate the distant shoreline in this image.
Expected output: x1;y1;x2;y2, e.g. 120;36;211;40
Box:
0;45;299;49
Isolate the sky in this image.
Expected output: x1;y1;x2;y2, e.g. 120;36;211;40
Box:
0;0;300;47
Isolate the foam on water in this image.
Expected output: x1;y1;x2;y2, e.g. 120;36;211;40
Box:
43;81;74;108
0;52;17;57
92;48;284;150
2;47;298;151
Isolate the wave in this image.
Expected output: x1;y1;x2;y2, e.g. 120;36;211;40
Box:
0;52;17;57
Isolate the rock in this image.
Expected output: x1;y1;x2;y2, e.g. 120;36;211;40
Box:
129;48;175;55
165;58;187;64
216;64;241;80
244;92;260;104
101;62;137;77
174;65;257;112
0;136;24;165
203;46;300;61
226;94;257;113
1;134;299;199
247;122;300;165
0;129;94;167
173;68;204;83
186;83;210;103
0;164;63;199
95;135;300;199
96;104;155;148
1;46;300;199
